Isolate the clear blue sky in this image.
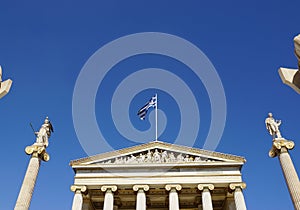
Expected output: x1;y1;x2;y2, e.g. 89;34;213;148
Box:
0;1;299;209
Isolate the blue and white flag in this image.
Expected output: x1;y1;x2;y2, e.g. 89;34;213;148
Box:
137;95;157;120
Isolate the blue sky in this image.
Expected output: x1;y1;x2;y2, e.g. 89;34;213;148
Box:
0;1;300;209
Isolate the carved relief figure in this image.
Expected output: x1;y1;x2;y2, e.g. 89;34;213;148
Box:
169;152;176;162
161;150;168;162
146;150;152;162
153;149;161;162
177;153;184;162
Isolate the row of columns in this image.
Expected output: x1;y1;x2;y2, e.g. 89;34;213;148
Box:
71;183;247;210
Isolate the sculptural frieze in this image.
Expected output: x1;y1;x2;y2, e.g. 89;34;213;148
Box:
100;149;218;164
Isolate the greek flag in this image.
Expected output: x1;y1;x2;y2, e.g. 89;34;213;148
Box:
137;96;157;120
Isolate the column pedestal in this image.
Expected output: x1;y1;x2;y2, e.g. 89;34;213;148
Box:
165;184;181;210
269;139;300;210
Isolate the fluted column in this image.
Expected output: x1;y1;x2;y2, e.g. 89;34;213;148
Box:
229;183;247;210
101;186;117;210
269;139;300;210
198;184;214;210
133;185;149;210
70;185;87;210
165;184;181;210
15;144;49;210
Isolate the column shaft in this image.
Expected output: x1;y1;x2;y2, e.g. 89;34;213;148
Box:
169;189;179;210
234;188;246;210
133;185;149;210
278;149;300;210
72;191;83;210
202;189;213;210
165;185;181;210
136;189;146;210
15;156;41;210
103;190;114;210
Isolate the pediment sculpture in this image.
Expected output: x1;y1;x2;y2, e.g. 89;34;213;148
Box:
99;148;219;164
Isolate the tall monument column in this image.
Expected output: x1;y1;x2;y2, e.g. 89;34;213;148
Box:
133;185;149;210
198;184;214;210
101;186;117;210
266;113;300;210
165;184;182;210
70;185;87;210
229;183;247;210
269;139;300;209
15;117;53;210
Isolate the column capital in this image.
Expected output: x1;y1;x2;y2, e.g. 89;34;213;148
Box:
70;185;87;193
101;185;117;192
165;184;182;191
198;184;214;191
269;139;295;158
25;144;50;162
229;183;246;192
133;185;149;192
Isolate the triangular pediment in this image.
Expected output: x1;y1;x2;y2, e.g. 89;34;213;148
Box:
70;141;245;167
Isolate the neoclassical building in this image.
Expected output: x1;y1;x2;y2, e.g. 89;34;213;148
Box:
70;141;247;210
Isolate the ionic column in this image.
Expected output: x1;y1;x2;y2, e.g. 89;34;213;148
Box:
101;186;117;210
133;185;149;210
70;185;87;210
15;144;50;210
198;184;214;210
165;184;181;210
269;139;300;210
229;183;247;210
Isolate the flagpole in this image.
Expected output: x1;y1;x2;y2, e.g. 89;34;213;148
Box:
155;93;158;141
